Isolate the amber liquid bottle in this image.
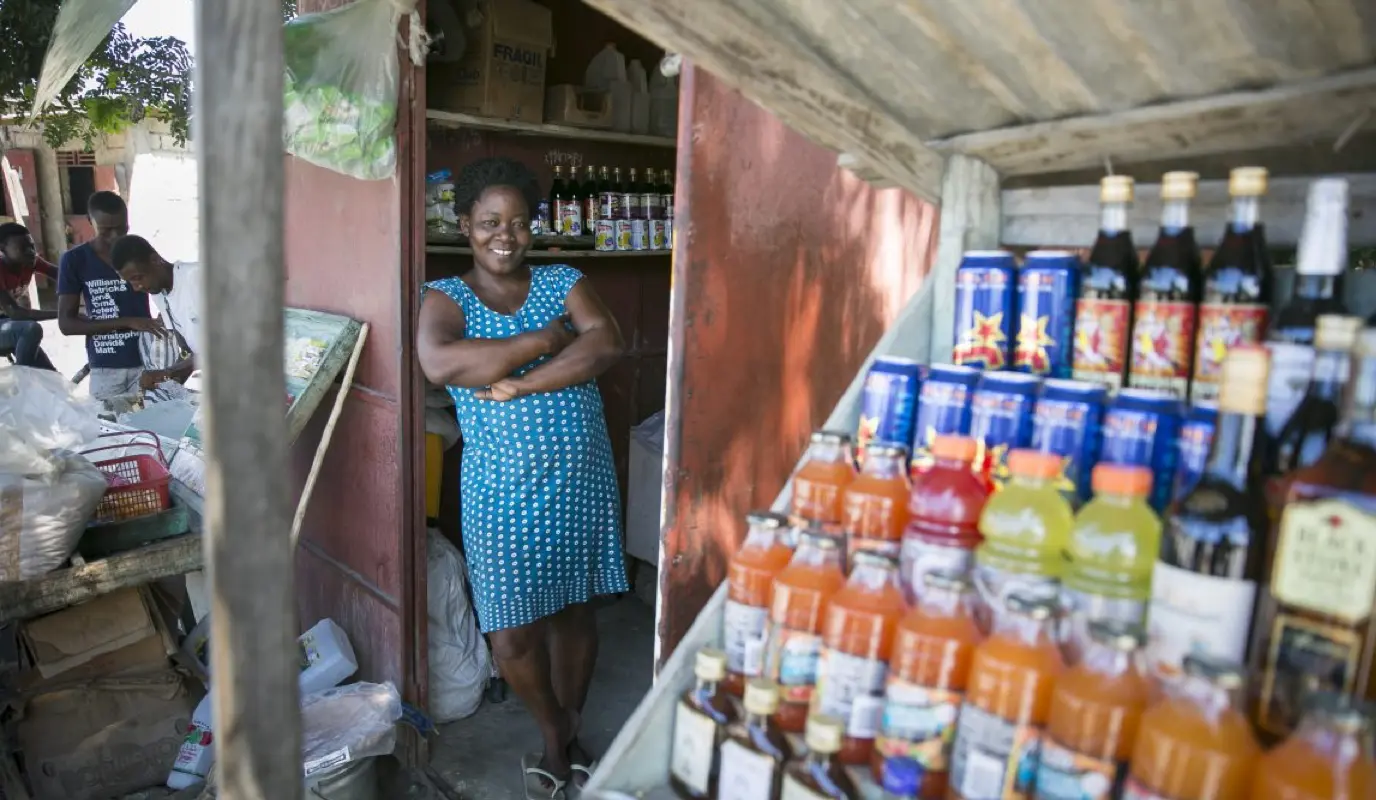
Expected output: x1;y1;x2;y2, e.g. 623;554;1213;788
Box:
719;680;795;800
781;715;859;800
1190;167;1274;404
671;648;739;799
1271;315;1362;476
1128;171;1202;398
1072;175;1139;393
1254;328;1376;739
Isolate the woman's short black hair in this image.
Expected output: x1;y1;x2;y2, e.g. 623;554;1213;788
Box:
454;157;543;217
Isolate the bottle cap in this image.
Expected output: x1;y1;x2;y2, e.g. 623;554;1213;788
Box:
811;430;853;446
1295;178;1350;277
694;648;727;681
880;757;924;796
1091;463;1153;497
1087;619;1146;652
866;441;910;460
930;434;977;463
1004;592;1057;620
1303;691;1375;734
804;714;845;754
1100;175;1134;203
1182;653;1246;690
745;510;790;530
1007;449;1065;480
1217;346;1270;417
1314;315;1363;352
1160;171;1200;200
1229;166;1269;197
742;679;781;716
922;568;972;593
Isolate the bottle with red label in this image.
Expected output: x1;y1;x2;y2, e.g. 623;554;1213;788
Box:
1190;167;1274;403
1072;175;1139;394
1128;171;1202;399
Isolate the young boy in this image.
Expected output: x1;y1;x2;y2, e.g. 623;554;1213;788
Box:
0;222;58;370
111;235;201;389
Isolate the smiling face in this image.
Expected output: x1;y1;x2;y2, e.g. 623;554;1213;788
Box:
464;185;532;277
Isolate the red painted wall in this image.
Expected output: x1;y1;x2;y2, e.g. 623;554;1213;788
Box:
1;150;44;256
658;67;940;656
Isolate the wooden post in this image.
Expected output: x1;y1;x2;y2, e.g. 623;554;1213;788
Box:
195;0;300;795
929;155;1001;363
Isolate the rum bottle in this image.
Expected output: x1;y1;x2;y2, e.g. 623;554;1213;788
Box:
1190;167;1274;403
719;679;795;800
623;167;642;220
549;165;570;235
671;648;738;799
1272;315;1362;475
1129;171;1202;398
583;165;600;233
643;167;664;220
1072;175;1139;393
598;166;618;221
781;714;859;800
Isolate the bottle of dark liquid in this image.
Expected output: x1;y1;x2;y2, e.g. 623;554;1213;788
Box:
609;167;626;220
671;648;738;799
582;165;600;234
1145;346;1270;681
1273;315;1362;475
623;167;642;220
781;715;859;800
663;169;676;216
1266;178;1351;435
718;679;794;800
643;167;663;220
564;166;584;236
1072;175;1139;393
598;166;617;223
1255;329;1376;739
1190;167;1274;403
549;166;569;236
1128;171;1202;398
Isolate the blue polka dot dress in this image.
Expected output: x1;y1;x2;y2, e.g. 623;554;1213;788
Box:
425;265;629;633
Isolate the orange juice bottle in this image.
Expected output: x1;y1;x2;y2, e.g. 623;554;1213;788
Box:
1252;693;1375;800
948;593;1066;799
766;531;846;733
1124;655;1260;800
1035;620;1151;800
814;552;907;766
792;431;858;530
874;569;984;799
724;511;795;697
842;443;912;570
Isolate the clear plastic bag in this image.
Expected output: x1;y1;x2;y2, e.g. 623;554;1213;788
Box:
0;366;104;477
427;530;489;722
300;682;403;777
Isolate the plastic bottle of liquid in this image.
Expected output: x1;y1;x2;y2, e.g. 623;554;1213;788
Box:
879;757;924;800
782;714;860;800
974;450;1074;629
1036;620;1151;800
814;553;907;765
766;531;846;733
1124;655;1260;800
948;592;1065;799
792;431;857;533
899;435;987;603
718;679;794;800
874;569;983;798
724;511;794;697
1252;693;1376;800
671;648;738;800
842;443;911;571
1059;464;1161;664
167;693;215;789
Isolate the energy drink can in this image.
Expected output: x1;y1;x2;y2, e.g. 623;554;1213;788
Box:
1172;402;1218;503
911;364;979;470
1015;250;1079;378
953;250;1017;370
595;220;616;252
969;371;1041;487
1099;389;1183;512
615;219;633;251
856;357;923;462
1031;379;1107;504
630;219;649;250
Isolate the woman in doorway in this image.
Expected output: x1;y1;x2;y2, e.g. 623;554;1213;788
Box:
416;156;629;798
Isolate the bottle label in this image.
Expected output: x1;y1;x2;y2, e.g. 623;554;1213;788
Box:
845;536;902;574
622;191;638;217
767;626;823;703
1057;586;1147;664
1272;499;1376;623
584;196;598;226
1128;300;1196;397
814;648;887;738
1071;298;1130;392
1257;612;1362;735
1035;739;1124;800
718;740;777;800
974;565;1059;630
1265;341;1315;436
670;699;717;795
781;774;831;800
948;703;1042;800
875;680;962;772
723;600;770;676
1190;302;1268;402
900;537;974;602
1145;561;1256;681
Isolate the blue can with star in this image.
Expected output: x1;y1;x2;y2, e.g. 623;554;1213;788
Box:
952;250;1018;370
1014;250;1080;379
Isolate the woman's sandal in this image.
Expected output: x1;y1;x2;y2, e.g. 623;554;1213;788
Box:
521;753;568;800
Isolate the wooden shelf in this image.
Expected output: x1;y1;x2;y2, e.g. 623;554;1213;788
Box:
426;109;677;149
427;244;671;258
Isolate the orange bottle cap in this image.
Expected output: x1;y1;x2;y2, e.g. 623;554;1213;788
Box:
1091;463;1153;497
931;435;977;463
1007;449;1063;480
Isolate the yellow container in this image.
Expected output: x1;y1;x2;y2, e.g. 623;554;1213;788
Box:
425;433;444;519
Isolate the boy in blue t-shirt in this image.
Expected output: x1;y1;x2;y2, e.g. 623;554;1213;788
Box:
57;191;166;405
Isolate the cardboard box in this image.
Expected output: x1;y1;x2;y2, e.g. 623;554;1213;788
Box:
544;85;613;129
428;0;554;123
21;587;175;681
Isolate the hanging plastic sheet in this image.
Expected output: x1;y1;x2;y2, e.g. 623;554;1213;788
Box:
29;0;138;121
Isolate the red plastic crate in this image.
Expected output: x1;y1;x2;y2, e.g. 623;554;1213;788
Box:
83;432;172;522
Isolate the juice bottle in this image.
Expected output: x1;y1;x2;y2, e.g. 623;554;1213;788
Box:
1035;620;1151;800
792;431;857;530
948;593;1066;799
880;757;925;800
843;443;911;570
1059;464;1161;664
1124;654;1260;800
719;679;795;800
781;714;860;800
814;552;907;766
1252;693;1376;800
900;435;988;603
874;569;983;798
974;450;1074;630
671;648;739;800
725;511;795;696
766;531;847;733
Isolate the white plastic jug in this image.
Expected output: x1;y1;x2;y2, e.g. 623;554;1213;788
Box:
298;618;359;695
585;43;626;91
166;694;215;789
650;71;679;138
628;60;650;134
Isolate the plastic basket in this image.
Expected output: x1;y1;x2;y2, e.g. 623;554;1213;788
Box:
82;431;173;522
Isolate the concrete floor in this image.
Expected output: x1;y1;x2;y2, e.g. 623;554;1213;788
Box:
429;595;656;800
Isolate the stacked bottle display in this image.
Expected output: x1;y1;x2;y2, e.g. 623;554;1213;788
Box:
540;164;674;251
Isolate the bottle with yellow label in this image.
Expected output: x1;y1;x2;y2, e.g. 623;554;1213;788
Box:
1255;327;1376;740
